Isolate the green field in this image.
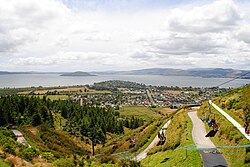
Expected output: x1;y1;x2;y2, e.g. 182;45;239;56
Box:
119;106;163;121
33;95;69;100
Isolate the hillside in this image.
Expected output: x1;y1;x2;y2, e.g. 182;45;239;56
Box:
198;84;250;166
93;68;250;79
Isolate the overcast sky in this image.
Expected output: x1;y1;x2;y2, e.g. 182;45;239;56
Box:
0;0;250;72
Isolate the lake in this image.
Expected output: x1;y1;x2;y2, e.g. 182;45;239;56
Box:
0;74;249;88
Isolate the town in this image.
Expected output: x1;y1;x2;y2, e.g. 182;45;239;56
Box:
69;80;229;109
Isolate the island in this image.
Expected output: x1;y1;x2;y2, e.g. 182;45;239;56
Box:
60;71;96;76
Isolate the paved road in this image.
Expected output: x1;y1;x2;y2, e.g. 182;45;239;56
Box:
133;120;171;161
146;89;156;106
12;129;31;147
188;111;228;167
209;100;250;141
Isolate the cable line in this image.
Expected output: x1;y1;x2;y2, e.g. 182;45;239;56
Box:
176;144;250;151
215;71;250;87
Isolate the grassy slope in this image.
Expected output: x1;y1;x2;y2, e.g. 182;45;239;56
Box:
141;109;202;167
119;106;163;121
20;125;90;158
198;99;250;166
212;84;250;125
96;106;167;156
0;158;10;167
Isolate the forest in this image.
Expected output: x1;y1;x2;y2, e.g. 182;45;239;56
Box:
0;95;143;143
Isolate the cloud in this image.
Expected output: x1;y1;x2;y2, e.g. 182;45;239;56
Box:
166;0;241;33
1;0;250;71
0;0;70;53
9;51;120;66
127;0;250;70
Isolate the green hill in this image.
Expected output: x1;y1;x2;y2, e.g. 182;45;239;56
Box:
198;84;250;166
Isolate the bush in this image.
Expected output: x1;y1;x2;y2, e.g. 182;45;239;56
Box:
3;144;15;155
19;147;40;161
53;158;75;167
100;155;118;164
119;159;141;167
41;152;55;162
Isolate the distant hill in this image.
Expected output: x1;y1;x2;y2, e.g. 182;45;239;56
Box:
1;68;249;79
93;68;250;79
60;71;95;76
0;71;62;75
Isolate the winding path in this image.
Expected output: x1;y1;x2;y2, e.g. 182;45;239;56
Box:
133;120;171;161
188;111;228;167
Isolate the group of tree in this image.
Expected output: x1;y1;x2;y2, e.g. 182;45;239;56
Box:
0;95;54;127
0;95;145;144
55;100;124;143
124;116;144;129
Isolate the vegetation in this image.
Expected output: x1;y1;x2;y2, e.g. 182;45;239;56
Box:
119;106;162;121
213;84;250;125
90;80;147;91
198;84;250;166
0;128;40;163
0;158;10;167
141;109;202;167
0;95;54;127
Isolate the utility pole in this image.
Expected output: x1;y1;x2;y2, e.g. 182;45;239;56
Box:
91;132;95;156
88;131;95;156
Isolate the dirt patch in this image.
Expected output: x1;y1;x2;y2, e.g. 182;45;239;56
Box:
160;108;176;115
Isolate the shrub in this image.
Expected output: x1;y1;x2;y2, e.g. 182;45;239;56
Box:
41;152;55;162
100;155;118;164
19;147;40;161
119;159;141;167
53;158;75;167
3;144;15;155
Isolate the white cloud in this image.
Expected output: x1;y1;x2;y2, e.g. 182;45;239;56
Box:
166;0;241;33
126;0;250;70
1;0;250;71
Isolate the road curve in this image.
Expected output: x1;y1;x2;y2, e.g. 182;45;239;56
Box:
133;120;171;161
188;111;228;167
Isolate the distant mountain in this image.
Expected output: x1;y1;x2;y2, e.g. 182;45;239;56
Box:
60;71;96;76
93;68;250;79
1;68;249;79
0;71;63;75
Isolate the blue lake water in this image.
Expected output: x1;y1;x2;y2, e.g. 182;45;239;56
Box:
0;74;249;88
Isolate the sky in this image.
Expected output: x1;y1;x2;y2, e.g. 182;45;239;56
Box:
0;0;250;72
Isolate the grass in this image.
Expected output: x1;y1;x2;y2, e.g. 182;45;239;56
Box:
52;112;67;128
46;95;69;100
29;95;69;100
0;158;10;167
16;85;112;96
213;96;245;125
96;106;169;157
141;109;202;167
198;102;250;167
119;106;163;121
20;125;90;158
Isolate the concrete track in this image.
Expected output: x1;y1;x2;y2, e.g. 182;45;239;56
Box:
188;111;228;167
